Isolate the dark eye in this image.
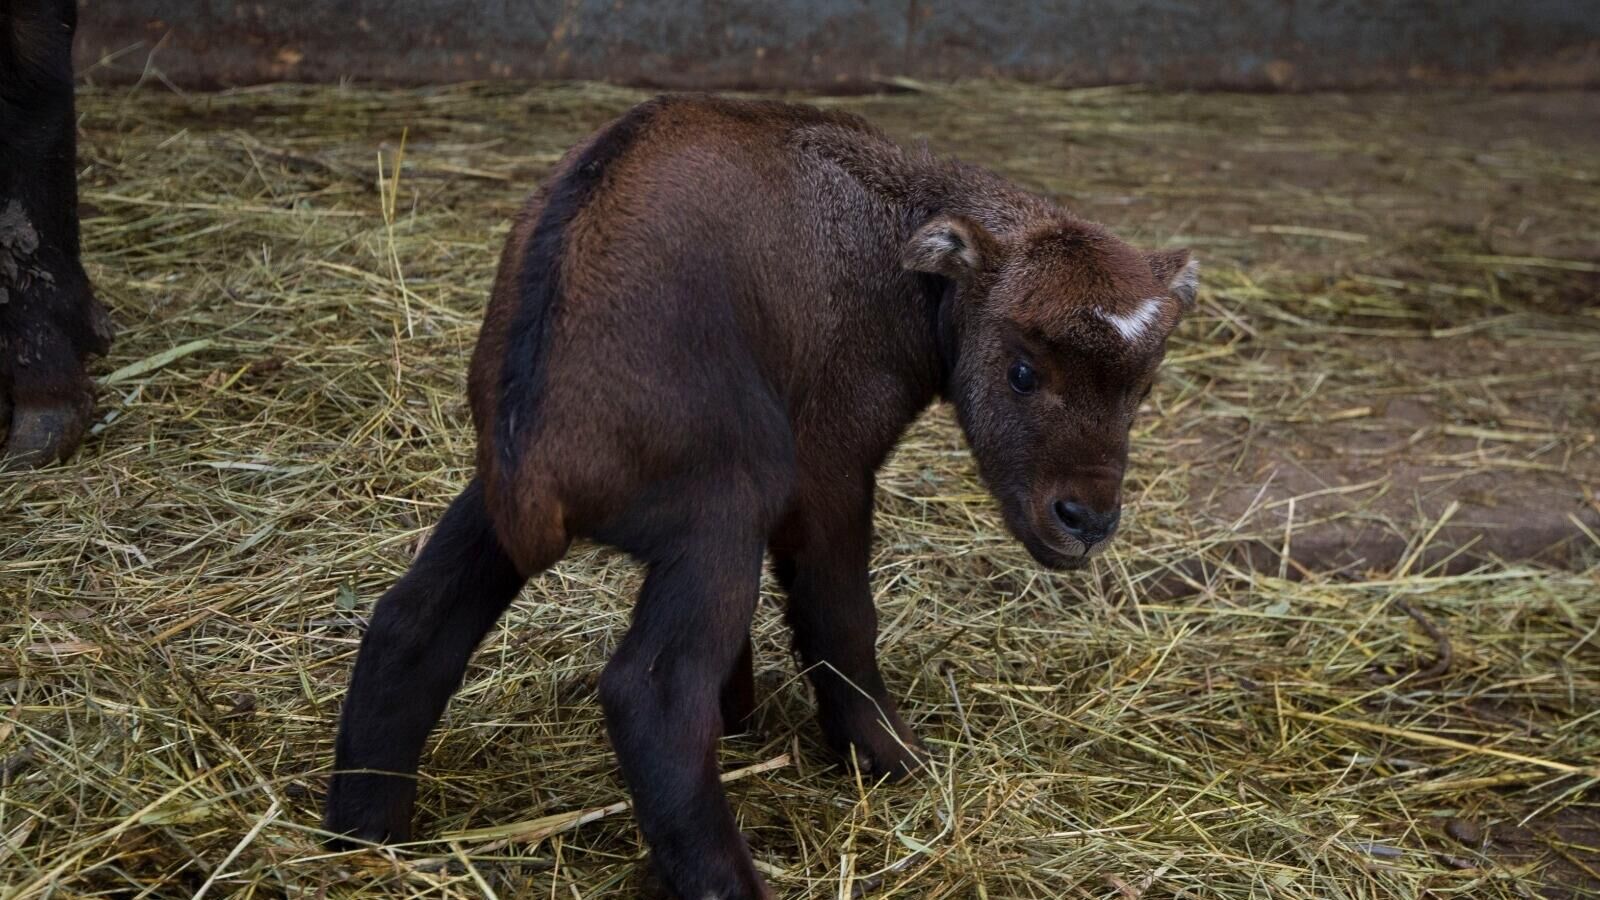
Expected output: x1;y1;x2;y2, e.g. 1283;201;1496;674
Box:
1008;361;1038;394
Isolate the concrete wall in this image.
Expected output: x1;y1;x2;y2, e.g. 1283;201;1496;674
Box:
76;0;1600;90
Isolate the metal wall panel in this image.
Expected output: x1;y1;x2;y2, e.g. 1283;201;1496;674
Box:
75;1;1600;89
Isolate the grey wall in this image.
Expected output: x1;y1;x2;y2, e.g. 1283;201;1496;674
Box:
76;1;1600;90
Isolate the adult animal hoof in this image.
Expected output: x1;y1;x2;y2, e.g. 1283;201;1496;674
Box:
1;388;94;468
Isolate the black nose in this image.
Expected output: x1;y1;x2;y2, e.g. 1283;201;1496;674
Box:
1052;501;1119;546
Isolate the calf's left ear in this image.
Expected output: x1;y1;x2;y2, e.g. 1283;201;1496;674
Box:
1146;248;1200;311
903;214;998;281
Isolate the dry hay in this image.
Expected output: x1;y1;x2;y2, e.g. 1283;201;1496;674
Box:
2;81;1598;899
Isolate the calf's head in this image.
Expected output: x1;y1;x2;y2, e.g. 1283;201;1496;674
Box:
907;215;1198;570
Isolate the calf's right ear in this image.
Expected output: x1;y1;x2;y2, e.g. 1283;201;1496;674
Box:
902;214;997;280
1146;248;1200;311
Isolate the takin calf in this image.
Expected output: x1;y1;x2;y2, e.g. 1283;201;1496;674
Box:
0;0;112;465
326;95;1198;900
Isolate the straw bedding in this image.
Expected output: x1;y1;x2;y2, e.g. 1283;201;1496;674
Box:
1;81;1597;898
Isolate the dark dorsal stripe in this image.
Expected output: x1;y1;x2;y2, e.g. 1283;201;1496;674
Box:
496;98;666;474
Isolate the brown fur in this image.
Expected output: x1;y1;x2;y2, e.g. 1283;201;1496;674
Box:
328;95;1199;900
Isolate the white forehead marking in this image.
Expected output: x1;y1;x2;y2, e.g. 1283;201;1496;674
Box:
1098;297;1165;343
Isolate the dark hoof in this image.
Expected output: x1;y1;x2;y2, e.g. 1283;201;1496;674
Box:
825;710;926;783
322;816;411;850
637;857;775;900
0;232;112;468
2;397;93;468
0;308;104;468
322;775;415;848
844;735;925;782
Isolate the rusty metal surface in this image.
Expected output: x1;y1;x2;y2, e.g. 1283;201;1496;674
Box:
73;0;1600;89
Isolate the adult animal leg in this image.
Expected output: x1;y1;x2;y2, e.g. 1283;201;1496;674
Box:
0;0;113;466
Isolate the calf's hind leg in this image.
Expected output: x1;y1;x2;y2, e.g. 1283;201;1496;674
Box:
599;515;773;900
324;478;556;845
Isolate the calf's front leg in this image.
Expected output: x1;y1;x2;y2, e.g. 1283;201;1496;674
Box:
774;477;923;780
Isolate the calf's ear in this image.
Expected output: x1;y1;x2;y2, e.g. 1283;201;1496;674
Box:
1146;248;1200;311
903;214;997;280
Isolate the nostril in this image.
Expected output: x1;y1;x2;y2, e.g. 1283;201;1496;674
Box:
1052;500;1089;538
1053;500;1117;545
